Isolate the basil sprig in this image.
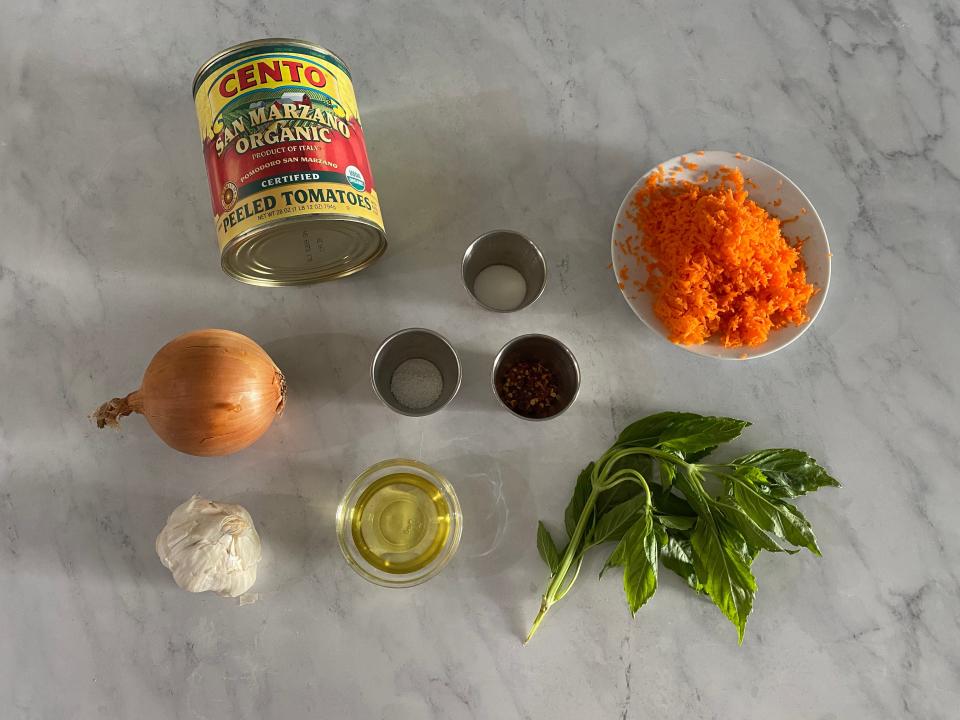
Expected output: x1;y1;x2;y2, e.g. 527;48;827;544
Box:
527;412;840;643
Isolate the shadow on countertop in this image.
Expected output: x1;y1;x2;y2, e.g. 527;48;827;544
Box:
360;89;647;322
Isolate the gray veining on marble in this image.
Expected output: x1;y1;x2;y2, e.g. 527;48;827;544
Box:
2;1;959;718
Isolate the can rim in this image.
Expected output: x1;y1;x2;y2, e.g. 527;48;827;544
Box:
219;214;387;286
192;38;352;97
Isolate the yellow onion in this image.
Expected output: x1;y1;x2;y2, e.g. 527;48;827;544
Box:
94;329;285;456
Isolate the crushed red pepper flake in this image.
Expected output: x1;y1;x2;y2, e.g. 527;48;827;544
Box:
496;360;560;419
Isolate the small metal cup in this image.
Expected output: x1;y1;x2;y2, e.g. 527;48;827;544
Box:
372;328;462;416
491;334;580;421
462;230;547;312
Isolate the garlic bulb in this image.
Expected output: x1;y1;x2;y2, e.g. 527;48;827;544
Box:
156;495;261;597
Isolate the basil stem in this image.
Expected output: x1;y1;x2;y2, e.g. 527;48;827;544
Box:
526;452;656;643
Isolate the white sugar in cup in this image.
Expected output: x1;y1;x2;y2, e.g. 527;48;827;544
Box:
462;230;546;312
473;264;527;311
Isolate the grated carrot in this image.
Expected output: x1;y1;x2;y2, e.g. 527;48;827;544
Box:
623;166;815;347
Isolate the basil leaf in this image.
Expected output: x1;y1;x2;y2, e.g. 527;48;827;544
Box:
659;531;702;592
599;507;659;614
774;502;821;555
692;514;757;643
616;411;748;461
608;453;654;482
731;476;822;555
564;462;594;539
684;446;718;463
537;521;561;574
659;416;751;455
594;474;644;519
599;508;649;579
713;499;794;554
590;494;648;547
730;465;768;487
733;449;841;498
616;412;697;446
670;466;713;517
600;537;626;579
656;514;696;531
653;523;668;545
623;513;659;614
649;483;697;517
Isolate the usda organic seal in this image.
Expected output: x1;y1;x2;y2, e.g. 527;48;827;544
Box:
345;165;366;192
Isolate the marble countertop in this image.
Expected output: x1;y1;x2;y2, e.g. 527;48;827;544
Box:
2;1;958;718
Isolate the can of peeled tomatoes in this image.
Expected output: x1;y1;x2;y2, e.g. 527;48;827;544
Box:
193;39;386;285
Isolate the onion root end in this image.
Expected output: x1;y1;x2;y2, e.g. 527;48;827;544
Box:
92;391;143;429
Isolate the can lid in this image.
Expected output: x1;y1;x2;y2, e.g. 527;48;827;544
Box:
221;216;387;286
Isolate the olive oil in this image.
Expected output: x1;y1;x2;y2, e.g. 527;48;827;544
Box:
349;472;451;574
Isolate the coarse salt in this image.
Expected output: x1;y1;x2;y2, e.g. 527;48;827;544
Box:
390;358;443;410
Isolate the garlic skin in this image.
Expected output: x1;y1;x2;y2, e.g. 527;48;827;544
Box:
156;496;261;597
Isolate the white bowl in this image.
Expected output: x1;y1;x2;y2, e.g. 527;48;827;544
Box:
611;150;831;360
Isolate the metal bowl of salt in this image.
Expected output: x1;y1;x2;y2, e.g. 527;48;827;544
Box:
371;328;462;417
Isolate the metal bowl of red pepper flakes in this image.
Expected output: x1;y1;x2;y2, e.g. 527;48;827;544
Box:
491;334;580;420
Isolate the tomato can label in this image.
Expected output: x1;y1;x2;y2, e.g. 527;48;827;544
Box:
193;40;385;283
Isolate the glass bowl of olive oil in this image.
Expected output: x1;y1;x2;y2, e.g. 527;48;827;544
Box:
336;459;462;587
